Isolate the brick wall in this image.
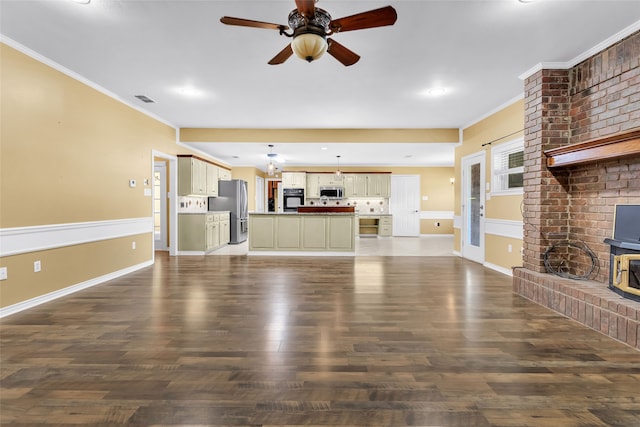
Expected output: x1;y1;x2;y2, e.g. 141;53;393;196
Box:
522;30;640;282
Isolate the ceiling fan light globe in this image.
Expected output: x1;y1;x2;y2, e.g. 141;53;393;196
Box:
291;33;327;62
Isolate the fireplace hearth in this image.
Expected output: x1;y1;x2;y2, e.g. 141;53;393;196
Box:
604;205;640;302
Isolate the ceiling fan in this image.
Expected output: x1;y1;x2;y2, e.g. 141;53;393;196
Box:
220;0;397;66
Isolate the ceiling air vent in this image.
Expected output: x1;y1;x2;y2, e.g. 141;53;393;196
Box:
134;95;155;103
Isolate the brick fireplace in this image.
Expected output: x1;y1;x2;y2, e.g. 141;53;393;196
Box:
513;30;640;349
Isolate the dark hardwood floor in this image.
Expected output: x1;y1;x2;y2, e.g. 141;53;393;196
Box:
1;253;639;426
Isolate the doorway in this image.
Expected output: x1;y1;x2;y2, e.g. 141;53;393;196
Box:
153;160;168;251
266;178;282;213
461;151;485;264
390;175;420;236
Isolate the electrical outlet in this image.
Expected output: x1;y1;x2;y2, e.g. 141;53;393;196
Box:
508;244;513;253
0;267;7;280
132;241;136;250
34;260;41;272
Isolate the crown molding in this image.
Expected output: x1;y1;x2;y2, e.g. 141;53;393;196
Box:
519;20;640;80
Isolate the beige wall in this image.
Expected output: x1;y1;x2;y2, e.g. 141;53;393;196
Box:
454;99;525;270
0;43;208;309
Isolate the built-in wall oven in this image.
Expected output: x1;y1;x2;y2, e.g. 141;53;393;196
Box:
283;188;304;212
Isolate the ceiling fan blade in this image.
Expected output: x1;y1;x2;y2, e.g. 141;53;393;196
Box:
327;39;360;66
268;44;294;65
295;0;316;17
330;6;397;33
220;16;288;31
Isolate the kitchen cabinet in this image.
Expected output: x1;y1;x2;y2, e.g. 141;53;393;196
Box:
306;174;320;198
220;215;230;244
317;173;344;187
178;212;229;252
378;215;393;236
249;213;355;252
344;174;367;197
218;168;232;181
277;216;302;248
250;215;276;248
328;216;355;249
302;216;327;248
206;163;218;197
366;174;391;197
282;172;306;189
178;156;207;196
357;215;393;236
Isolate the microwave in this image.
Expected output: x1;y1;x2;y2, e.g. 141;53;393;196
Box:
319;186;343;199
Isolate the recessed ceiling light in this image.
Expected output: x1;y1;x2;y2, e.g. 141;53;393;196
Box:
320;147;328;150
71;0;91;4
518;0;535;3
426;87;447;96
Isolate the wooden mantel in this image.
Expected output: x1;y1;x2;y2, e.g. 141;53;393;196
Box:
544;129;640;168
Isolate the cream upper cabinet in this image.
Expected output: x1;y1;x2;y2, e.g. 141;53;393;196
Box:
282;172;306;189
317;173;344;187
178;156;207;196
366;174;391;197
206;163;218;197
218;168;232;181
344;174;367;197
306;174;320;198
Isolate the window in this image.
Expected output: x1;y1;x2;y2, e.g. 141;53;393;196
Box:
492;137;524;195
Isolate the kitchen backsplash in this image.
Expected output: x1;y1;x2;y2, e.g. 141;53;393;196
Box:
306;198;389;214
178;196;208;213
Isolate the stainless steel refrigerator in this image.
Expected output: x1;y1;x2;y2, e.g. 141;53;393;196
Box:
208;179;248;244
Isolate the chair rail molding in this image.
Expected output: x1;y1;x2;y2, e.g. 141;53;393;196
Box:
0;217;153;257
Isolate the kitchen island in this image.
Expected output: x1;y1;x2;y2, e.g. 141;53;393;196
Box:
248;208;356;255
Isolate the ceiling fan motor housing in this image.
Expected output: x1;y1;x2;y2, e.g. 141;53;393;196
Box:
288;8;331;62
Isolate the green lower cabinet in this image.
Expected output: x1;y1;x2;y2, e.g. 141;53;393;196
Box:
277;216;302;248
302;216;327;249
249;214;355;252
250;216;276;249
179;212;230;252
328;216;355;249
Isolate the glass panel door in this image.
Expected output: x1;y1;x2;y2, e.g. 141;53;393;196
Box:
461;152;485;264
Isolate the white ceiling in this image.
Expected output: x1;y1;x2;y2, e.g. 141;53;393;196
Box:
2;0;639;170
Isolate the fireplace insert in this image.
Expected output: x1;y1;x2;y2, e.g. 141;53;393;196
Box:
604;204;640;302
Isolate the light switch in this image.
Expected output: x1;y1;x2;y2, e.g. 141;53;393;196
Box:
0;267;7;280
422;196;429;201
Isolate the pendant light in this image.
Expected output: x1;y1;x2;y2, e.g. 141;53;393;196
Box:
266;144;276;176
335;155;342;179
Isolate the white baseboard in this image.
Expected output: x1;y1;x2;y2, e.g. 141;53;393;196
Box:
0;260;153;318
453;250;462;257
483;262;514;277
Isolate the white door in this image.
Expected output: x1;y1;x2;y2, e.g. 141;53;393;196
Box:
461;151;485;263
390;175;420;236
153;161;168;250
255;176;265;212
